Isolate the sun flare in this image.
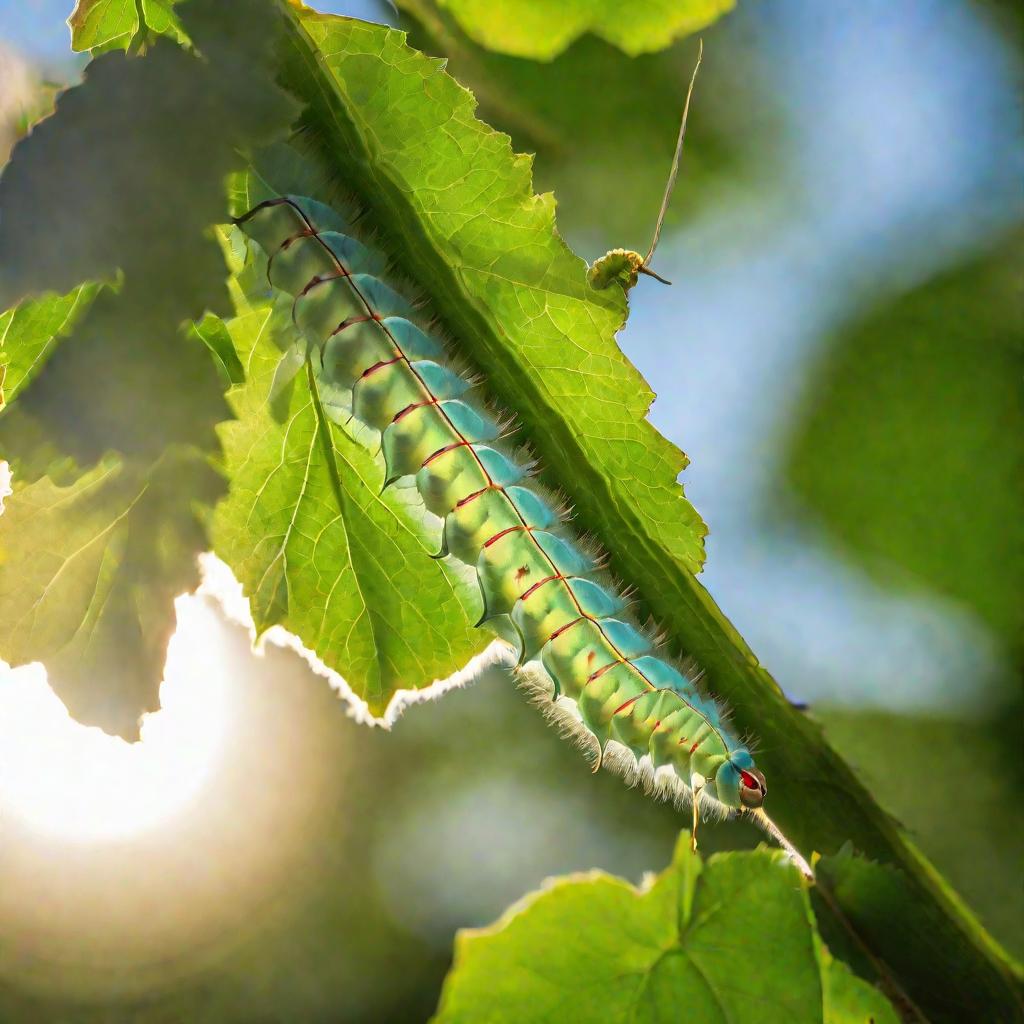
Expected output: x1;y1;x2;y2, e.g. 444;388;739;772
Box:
0;595;230;843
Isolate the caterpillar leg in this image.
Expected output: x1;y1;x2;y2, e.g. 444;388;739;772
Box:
690;772;706;853
591;739;604;774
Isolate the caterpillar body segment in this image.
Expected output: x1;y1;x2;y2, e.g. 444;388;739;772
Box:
235;195;772;841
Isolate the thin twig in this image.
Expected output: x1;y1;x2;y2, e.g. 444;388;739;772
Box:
643;38;704;267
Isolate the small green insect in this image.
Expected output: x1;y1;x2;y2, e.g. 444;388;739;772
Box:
234;150;810;877
588;40;703;293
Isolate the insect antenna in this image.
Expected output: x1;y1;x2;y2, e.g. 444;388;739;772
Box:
639;38;704;285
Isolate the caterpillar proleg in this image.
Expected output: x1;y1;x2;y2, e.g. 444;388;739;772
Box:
235;191;810;876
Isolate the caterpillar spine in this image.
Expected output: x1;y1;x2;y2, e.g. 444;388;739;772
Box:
236;194;808;873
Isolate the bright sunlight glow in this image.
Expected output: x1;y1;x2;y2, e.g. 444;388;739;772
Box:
0;594;230;843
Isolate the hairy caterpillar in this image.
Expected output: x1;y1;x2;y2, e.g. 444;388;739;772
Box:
234;191;808;873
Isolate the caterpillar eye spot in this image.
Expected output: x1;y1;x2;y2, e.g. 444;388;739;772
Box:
739;768;767;809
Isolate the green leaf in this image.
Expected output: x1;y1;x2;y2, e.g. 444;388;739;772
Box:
0;449;223;739
69;0;188;53
68;0;139;53
201;3;706;707
784;231;1024;653
433;0;736;60
434;837;893;1024
141;0;189;44
0;284;100;409
0;291;232;481
211;296;486;713
189;311;246;387
823;955;900;1024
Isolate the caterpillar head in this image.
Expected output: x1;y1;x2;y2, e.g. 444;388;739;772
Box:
714;751;767;810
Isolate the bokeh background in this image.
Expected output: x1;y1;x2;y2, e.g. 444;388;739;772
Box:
0;0;1020;1020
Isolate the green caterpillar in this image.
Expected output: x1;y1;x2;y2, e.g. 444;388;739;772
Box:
236;193;805;863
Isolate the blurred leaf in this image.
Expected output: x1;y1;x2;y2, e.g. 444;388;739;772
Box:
785;231;1024;652
0;9;295;313
211;293;484;714
0;0;296;736
823;954;900;1024
816;708;1024;960
69;0;188;53
816;846;1023;1023
0;284;100;409
434;837;894;1023
433;0;735;60
400;0;771;247
0;449;223;738
0;291;231;479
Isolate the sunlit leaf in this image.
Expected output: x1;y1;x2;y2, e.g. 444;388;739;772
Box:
189;311;246;387
433;0;735;60
141;0;189;44
68;0;140;53
212;297;485;713
281;9;708;583
0;5;1019;1014
0;450;223;739
69;0;188;53
434;837;894;1024
0;284;100;409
